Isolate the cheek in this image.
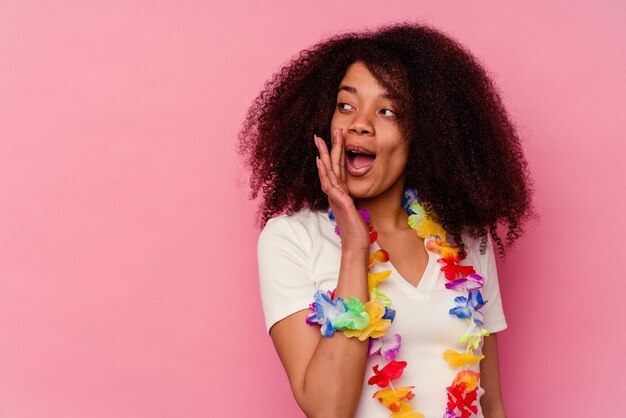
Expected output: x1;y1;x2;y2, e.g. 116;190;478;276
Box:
329;110;341;130
388;142;410;166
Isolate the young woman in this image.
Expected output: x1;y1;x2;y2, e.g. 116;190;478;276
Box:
240;23;533;418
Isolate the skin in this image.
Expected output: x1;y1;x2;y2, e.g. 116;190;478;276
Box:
479;334;507;417
269;61;506;418
330;62;409;201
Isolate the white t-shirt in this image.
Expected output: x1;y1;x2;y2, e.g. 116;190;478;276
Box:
258;208;507;418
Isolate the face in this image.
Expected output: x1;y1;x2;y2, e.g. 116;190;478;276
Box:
330;61;409;200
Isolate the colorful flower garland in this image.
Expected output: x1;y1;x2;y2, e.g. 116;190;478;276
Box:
306;188;492;418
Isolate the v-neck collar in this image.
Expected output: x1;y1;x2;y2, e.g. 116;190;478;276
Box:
371;237;437;295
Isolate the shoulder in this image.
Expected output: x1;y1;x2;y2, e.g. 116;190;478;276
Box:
261;207;329;231
258;208;333;253
459;233;490;253
257;209;335;334
444;232;489;255
454;233;495;274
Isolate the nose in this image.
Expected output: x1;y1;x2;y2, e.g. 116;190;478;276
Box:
347;111;374;136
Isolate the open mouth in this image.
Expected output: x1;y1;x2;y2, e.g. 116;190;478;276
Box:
345;146;376;176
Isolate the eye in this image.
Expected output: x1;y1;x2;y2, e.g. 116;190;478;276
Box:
337;102;355;111
380;108;396;117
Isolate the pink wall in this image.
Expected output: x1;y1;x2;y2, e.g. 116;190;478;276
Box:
0;1;623;416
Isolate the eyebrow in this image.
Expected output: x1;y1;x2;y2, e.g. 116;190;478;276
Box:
338;84;396;100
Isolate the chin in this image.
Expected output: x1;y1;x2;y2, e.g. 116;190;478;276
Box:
346;174;405;202
346;179;377;200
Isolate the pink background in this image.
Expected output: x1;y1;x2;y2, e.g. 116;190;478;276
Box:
1;1;624;417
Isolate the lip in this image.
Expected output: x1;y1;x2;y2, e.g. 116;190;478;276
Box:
345;144;376;177
344;144;375;155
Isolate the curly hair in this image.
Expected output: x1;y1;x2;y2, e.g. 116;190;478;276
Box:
239;22;534;256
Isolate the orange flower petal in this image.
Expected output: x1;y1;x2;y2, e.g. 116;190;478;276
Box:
373;386;415;412
452;370;480;391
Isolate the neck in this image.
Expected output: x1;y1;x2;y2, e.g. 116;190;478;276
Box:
355;179;408;234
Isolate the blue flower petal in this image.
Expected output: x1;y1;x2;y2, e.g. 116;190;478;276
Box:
449;307;472;319
308;290;348;337
321;319;336;337
453;295;468;307
468;290;487;310
472;311;484;326
382;307;396;321
401;186;419;211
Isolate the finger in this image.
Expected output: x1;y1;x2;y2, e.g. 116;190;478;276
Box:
337;128;346;183
315;135;339;187
316;153;347;203
330;128;342;180
316;155;337;197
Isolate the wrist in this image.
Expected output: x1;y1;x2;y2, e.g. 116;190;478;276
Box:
340;246;369;261
336;250;369;300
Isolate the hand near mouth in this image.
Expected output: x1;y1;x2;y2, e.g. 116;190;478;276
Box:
314;128;370;252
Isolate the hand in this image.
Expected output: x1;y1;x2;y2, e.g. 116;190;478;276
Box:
315;128;370;251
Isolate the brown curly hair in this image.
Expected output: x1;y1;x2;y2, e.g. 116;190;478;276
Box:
239;22;534;256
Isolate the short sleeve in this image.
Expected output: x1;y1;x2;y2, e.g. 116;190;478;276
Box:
480;238;508;333
257;216;317;334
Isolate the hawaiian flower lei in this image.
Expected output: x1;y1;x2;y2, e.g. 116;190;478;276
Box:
306;187;492;418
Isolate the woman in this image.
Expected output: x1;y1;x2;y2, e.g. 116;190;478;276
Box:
240;23;533;418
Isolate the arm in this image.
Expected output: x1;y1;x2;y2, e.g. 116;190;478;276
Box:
270;129;370;418
270;248;368;418
479;333;507;418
